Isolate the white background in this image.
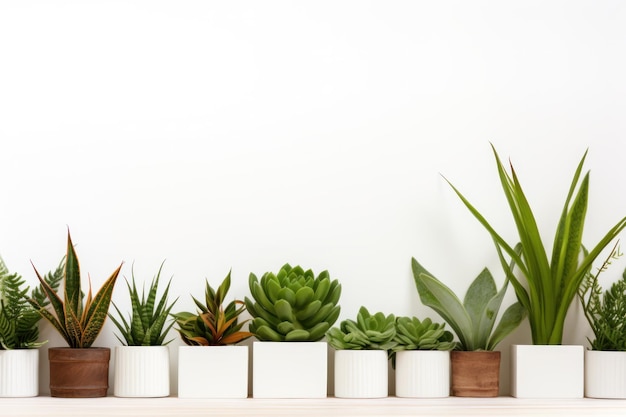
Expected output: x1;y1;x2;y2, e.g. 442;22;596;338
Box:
1;0;625;395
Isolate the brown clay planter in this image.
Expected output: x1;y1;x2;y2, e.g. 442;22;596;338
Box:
48;347;110;398
450;350;500;397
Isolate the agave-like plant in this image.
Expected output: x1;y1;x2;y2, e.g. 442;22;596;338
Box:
172;271;252;346
0;256;63;349
326;306;396;350
392;316;456;352
412;258;526;351
109;262;177;346
28;231;123;348
446;144;626;345
245;263;341;342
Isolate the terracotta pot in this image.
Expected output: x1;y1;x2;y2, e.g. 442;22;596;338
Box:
450;350;500;397
48;347;110;398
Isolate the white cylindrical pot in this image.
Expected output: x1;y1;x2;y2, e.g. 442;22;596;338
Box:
395;350;450;398
334;350;388;398
0;349;39;397
585;350;626;399
114;346;170;397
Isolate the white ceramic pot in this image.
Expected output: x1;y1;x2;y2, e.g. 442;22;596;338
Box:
0;349;39;397
178;345;248;398
114;346;170;397
395;350;450;398
510;344;584;398
334;350;388;398
585;350;626;399
252;341;327;398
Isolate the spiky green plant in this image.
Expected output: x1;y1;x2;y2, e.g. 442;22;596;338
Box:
445;144;626;345
412;258;526;351
0;257;63;349
172;271;252;346
326;307;396;350
28;231;123;348
109;262;177;346
245;263;341;342
579;243;626;351
392;316;456;352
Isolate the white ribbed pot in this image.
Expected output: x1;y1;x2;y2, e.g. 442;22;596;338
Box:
178;345;248;398
0;349;39;397
511;344;584;398
585;350;626;399
253;341;327;398
334;350;388;398
395;350;450;398
114;346;170;397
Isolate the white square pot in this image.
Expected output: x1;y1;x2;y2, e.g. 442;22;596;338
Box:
252;341;327;398
0;349;39;397
114;346;170;397
395;350;450;398
178;345;248;398
585;350;626;399
510;344;584;398
334;350;388;398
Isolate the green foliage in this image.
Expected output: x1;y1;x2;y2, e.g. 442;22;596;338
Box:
445;144;626;345
411;258;526;351
172;270;252;346
579;244;626;351
245;263;341;342
28;231;122;348
0;257;63;349
326;306;396;350
392;316;456;352
109;262;177;346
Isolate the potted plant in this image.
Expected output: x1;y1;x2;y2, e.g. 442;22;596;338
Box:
28;231;123;398
172;270;252;398
579;245;626;398
391;316;456;398
445;144;626;398
411;258;526;397
108;261;177;398
0;256;62;397
244;263;341;398
326;306;396;398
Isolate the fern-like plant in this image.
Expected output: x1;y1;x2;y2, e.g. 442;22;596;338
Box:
0;257;63;349
172;271;252;346
578;243;626;351
28;231;123;348
109;262;177;346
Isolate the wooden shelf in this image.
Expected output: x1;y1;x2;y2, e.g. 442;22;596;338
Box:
4;396;626;417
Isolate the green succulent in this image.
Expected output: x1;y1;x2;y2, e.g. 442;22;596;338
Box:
0;256;63;349
326;306;396;350
392;316;456;352
245;263;341;342
109;262;178;346
173;271;253;346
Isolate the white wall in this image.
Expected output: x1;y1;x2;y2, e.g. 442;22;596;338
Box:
1;0;625;396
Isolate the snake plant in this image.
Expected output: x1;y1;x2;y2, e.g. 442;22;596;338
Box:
109;262;177;346
28;231;123;348
446;144;626;345
172;270;252;346
0;256;63;349
245;263;341;342
326;306;396;350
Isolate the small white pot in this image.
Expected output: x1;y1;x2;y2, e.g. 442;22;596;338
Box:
585;350;626;399
0;349;39;397
114;346;170;397
510;344;584;398
395;350;450;398
334;350;388;398
178;345;248;398
252;341;327;398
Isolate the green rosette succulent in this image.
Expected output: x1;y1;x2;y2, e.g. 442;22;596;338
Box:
326;306;397;350
245;263;341;342
392;316;456;352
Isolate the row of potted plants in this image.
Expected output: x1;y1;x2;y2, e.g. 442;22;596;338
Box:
0;145;624;400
